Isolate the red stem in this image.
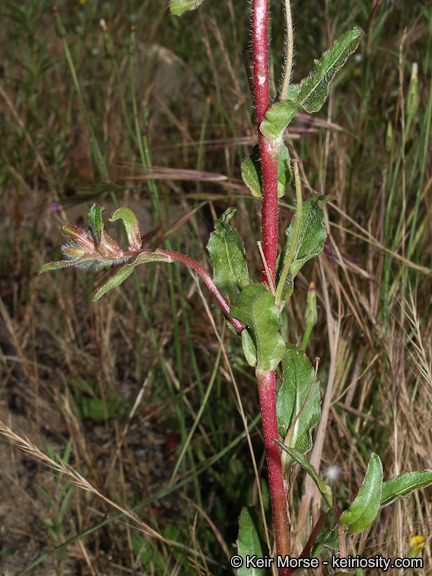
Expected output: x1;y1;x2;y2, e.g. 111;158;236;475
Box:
253;0;289;571
253;0;280;287
143;249;244;334
253;0;270;125
257;371;290;569
259;136;280;286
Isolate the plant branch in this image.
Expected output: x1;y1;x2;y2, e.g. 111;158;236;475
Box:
150;249;244;334
286;510;330;576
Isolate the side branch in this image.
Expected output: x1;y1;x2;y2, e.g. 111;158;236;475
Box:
153;249;244;334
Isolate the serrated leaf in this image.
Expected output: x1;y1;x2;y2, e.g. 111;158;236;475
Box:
261;27;364;140
276;344;320;462
381;470;432;508
109;207;142;251
230;285;285;372
241;144;292;198
277;444;332;509
87;204;105;238
169;0;205;16
277;196;329;300
207;208;251;305
339;453;383;534
237;507;271;576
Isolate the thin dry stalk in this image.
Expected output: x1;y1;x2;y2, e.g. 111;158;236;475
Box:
0;419;169;545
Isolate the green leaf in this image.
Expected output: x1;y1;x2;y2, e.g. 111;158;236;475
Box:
241;328;257;368
261;27;364;140
207;208;251;305
339;453;383;534
169;0;205;16
109;207;142;251
92;251;172;302
381;470;432;508
277;196;330;300
230;285;285;372
277;444;332;509
260;101;301;142
310;526;339;557
277;145;292;197
276;344;320;462
93;265;135;301
241;146;262;198
72;394;123;422
241;144;292;198
87;204;105;238
39;260;76;274
237;507;271;576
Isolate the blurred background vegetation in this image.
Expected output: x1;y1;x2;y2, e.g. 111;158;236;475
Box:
0;0;432;574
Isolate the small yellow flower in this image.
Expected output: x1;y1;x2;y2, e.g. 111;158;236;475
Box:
409;533;427;558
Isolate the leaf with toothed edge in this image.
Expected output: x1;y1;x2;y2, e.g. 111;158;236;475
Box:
276;344;320;463
229;284;285;372
261;27;364;141
276;195;331;301
207;208;251;306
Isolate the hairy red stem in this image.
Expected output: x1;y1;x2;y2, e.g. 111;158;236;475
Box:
149;249;244;334
253;0;270;125
257;371;290;567
253;0;280;287
259;137;280;286
253;0;289;570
